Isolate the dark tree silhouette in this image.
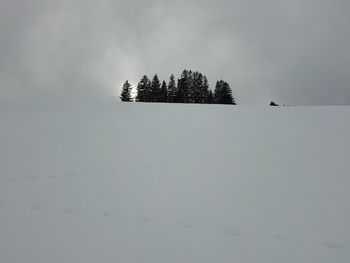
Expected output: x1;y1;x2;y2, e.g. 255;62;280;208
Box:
192;71;203;103
129;69;237;105
176;70;210;104
136;75;151;102
167;74;177;103
159;80;168;102
201;75;210;103
207;90;214;104
150;74;161;102
120;81;132;102
214;80;235;104
175;70;189;103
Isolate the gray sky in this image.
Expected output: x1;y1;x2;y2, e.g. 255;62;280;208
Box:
1;0;349;105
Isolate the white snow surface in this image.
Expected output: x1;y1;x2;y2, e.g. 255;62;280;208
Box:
1;102;350;263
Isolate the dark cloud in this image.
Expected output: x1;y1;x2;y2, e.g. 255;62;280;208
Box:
0;0;349;105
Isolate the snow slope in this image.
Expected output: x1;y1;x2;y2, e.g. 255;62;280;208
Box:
1;102;350;263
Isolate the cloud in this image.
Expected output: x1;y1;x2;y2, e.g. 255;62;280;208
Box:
0;0;349;104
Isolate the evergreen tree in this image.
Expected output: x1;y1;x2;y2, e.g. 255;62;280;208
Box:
175;71;186;103
159;81;168;102
132;70;238;105
175;70;192;103
207;90;214;104
167;74;177;103
136;75;151;102
192;71;203;103
214;80;235;104
201;75;210;103
120;80;132;102
150;74;161;102
175;77;185;103
186;70;194;103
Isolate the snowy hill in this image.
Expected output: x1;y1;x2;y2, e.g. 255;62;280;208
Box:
1;102;350;263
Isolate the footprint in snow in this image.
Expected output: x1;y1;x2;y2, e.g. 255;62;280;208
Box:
179;223;193;228
30;205;40;210
323;242;344;250
64;209;78;214
102;212;111;217
138;217;151;223
271;235;287;241
225;231;240;237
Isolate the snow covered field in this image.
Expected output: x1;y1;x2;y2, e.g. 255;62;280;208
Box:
1;102;350;263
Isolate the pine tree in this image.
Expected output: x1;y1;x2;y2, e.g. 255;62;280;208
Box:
159;81;168;102
167;74;177;103
214;80;235;104
186;70;194;103
136;75;151;102
201;75;210;103
150;74;161;102
175;70;192;103
120;81;132;102
132;70;237;105
192;71;203;103
207;90;214;104
175;77;185;103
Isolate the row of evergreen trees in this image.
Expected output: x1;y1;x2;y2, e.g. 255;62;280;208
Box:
120;69;236;105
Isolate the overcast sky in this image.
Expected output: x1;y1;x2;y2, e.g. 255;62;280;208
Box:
1;0;349;105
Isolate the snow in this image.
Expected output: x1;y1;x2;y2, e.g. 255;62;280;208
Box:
1;102;350;263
